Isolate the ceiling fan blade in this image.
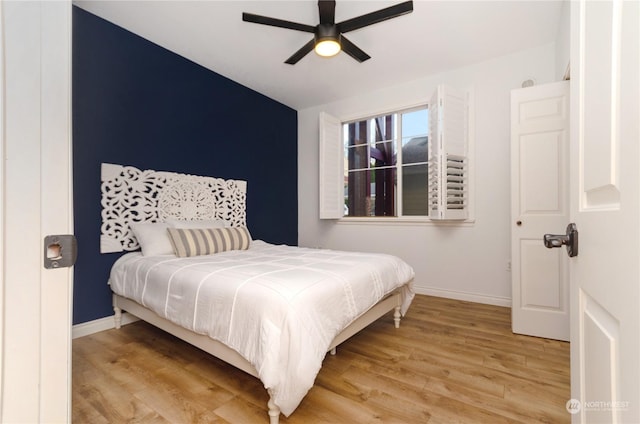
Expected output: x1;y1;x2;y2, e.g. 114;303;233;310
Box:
242;12;315;33
318;0;336;24
340;36;371;62
337;1;413;33
285;39;316;64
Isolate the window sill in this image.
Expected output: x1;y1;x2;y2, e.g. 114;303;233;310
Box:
336;216;476;226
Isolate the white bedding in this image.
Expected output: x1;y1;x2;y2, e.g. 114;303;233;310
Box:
109;240;415;416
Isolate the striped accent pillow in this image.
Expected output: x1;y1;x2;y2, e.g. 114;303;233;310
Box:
166;227;251;257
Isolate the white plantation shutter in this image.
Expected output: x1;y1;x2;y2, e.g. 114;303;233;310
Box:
319;112;344;219
428;85;469;220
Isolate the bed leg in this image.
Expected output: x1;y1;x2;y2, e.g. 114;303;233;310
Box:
114;305;122;329
393;305;401;329
330;347;337;355
267;391;280;424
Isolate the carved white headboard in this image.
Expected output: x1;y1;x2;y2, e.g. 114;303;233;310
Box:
100;163;247;253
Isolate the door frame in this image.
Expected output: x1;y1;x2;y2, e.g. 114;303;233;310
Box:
0;1;73;421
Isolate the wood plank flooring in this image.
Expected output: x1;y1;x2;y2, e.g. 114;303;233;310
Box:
72;295;570;423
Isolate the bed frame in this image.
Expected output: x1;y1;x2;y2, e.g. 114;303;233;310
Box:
102;163;406;423
113;292;402;423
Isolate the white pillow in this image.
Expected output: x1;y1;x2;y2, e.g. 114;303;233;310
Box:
166;218;228;229
130;222;173;256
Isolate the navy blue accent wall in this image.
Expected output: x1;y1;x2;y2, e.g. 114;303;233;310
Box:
72;7;298;325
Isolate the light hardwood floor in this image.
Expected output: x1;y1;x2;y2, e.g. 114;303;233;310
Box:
72;295;570;423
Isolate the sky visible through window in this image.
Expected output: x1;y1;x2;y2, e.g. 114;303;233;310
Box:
402;108;428;143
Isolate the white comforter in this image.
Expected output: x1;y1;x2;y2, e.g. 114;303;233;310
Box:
109;240;415;416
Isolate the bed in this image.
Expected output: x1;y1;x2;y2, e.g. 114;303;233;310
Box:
101;163;415;423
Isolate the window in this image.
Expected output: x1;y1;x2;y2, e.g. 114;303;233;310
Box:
343;107;429;217
319;84;470;221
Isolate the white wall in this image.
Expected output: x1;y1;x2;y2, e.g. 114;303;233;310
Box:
555;0;571;80
298;43;558;306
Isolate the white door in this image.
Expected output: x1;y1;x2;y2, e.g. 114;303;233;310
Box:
568;0;639;422
510;81;570;341
1;1;73;422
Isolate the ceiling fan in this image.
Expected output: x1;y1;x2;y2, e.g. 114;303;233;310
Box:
242;1;414;64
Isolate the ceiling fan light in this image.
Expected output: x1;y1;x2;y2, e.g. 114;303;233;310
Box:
315;38;341;57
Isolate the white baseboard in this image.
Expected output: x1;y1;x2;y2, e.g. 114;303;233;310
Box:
72;312;140;339
414;286;511;307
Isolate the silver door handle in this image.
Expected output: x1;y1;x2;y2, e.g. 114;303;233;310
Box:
544;223;578;257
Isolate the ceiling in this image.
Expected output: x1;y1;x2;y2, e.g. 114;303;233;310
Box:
74;0;564;110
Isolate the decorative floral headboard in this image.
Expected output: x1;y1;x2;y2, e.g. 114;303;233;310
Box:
100;163;247;253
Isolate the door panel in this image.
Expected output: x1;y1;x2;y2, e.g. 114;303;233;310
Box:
511;81;569;341
520;242;562;309
521;131;563;212
570;0;639;422
582;291;618;424
582;0;620;204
